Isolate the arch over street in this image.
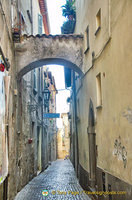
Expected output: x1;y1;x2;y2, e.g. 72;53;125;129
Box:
15;34;84;79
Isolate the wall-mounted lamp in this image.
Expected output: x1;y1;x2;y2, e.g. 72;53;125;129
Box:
42;89;50;102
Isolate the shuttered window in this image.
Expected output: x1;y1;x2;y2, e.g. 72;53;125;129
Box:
34;69;37;89
38;14;42;34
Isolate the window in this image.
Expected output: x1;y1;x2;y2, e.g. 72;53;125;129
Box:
84;26;90;53
38;68;41;93
38;14;42;34
102;172;106;192
77;99;80;116
96;73;102;107
31;122;35;137
33;69;37;90
95;9;101;35
27;10;32;24
108;184;112;200
19;12;26;33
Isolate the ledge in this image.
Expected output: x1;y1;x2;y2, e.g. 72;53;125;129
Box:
84;47;89;54
95;26;101;36
96;105;102;109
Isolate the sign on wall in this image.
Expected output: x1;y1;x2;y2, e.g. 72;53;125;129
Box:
43;113;60;118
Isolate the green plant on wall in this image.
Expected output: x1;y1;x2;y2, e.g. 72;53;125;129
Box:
62;0;76;20
61;0;76;34
61;20;76;34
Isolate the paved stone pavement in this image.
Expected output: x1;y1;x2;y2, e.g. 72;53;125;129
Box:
14;159;92;200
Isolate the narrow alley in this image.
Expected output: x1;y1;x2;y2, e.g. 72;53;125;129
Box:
0;0;132;199
14;160;91;200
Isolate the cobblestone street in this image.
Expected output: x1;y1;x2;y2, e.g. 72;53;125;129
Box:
14;159;91;200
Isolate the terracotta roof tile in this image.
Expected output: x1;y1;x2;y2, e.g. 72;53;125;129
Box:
21;34;84;40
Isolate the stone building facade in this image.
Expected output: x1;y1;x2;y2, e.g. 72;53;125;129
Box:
12;1;51;199
57;113;70;159
0;0;17;199
43;69;57;165
0;0;57;200
69;0;132;199
1;0;131;200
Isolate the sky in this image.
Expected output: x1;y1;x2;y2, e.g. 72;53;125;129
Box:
46;0;70;128
46;0;66;35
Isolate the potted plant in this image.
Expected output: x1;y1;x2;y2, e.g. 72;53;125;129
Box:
61;20;76;34
12;22;21;42
61;0;76;34
62;0;76;20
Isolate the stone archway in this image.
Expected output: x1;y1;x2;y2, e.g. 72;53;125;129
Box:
87;99;96;188
14;34;84;182
15;34;84;137
15;34;84;79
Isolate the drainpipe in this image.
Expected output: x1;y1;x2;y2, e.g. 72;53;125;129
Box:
73;71;79;177
71;71;75;168
108;0;111;38
30;0;33;34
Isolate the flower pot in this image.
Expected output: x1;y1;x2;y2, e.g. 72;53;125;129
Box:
28;138;33;144
0;63;5;72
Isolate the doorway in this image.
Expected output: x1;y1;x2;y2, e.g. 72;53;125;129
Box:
37;126;42;173
88;100;96;188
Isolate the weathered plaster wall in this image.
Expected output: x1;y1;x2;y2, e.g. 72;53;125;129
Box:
16;79;35;189
15;34;84;78
15;0;49;191
18;0;44;35
0;0;18;199
57;114;70;159
32;0;45;35
18;0;32;35
0;1;46;199
75;0;132;187
75;0;110;73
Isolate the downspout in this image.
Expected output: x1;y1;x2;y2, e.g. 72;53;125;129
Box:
108;0;111;38
30;0;33;34
71;70;75;168
73;71;79;177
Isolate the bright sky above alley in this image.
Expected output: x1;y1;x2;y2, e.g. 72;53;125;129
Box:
46;0;70;127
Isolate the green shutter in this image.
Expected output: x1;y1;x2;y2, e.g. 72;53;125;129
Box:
38;14;42;34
